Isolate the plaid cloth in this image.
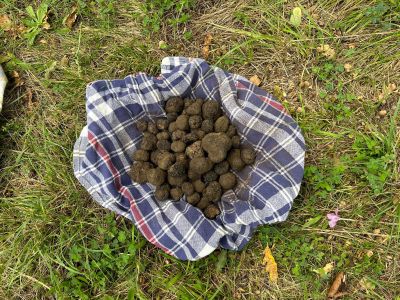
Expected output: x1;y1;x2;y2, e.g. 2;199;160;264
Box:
73;57;305;261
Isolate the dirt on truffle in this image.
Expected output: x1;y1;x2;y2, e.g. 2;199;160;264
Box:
129;97;257;219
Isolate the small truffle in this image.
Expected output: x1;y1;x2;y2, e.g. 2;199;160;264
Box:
136;120;147;132
171;130;185;141
175;115;189;131
201;119;214;133
156;139;171;151
168;175;186;186
168;161;187;177
202;101;221;120
150;149;161;165
155;184;170;201
204;204;220;219
175;152;187;162
166;112;178;122
202;132;232;163
132;149;149;162
189;157;213;175
184;99;195;108
188;169;201;180
193;180;205;193
185;141;204;159
219;172;236;190
203;181;222;202
196;196;210;210
203;170;218;184
147;122;158;134
226;125;236;137
214;116;229;133
227;149;245;171
214;161;230;175
147;168;166;186
241;147;256;165
192;129;205;139
182;182;194;196
157;152;175;170
171;141;186;153
187;192;201;205
231;135;241;148
170;187;183;201
156;118;169;131
182;132;198;144
188;115;202;129
156;131;170;140
168;122;177;133
186;99;203;115
165;97;184;113
129;161;152;184
140;132;157;151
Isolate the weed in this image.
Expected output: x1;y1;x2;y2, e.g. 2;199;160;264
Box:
23;3;50;45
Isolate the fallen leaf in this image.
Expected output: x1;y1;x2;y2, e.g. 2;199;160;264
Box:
64;6;78;29
290;7;302;27
202;33;213;59
327;272;345;299
11;70;24;87
250;75;261;86
323;262;334;273
262;246;278;284
0;14;12;31
313;262;334;277
60;55;69;66
317;44;335;59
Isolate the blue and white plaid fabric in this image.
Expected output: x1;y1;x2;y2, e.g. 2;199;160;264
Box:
73;57;305;261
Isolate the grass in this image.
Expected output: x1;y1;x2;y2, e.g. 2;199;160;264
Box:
1;0;399;299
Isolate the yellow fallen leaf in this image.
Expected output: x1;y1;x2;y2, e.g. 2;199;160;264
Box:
64;5;78;29
344;63;352;73
249;75;261;86
262;246;278;284
0;15;12;31
323;262;334;273
202;33;213;59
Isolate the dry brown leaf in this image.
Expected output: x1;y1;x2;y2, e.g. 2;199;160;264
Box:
262;246;278;284
317;44;335;59
202;33;213;59
11;70;24;87
0;15;12;31
64;6;78;29
327;272;345;299
250;75;261;86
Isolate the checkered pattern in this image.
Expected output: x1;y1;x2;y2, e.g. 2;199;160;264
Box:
73;57;305;261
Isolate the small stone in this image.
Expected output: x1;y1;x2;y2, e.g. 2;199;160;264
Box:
296;107;303;113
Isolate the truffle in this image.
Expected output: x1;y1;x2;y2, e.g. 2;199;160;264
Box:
204;204;220;219
168;121;177;133
157;152;175;170
165;96;184;113
214;161;230;175
156;118;169;131
140;132;157;151
136;120;147;132
182;182;194;196
175;115;189;131
147;122;158;134
201;119;214;133
219;172;236;190
202;100;221;120
214;116;229;133
155;184;170;201
147;168;166;186
201;132;232;163
168;161;187;177
156;139;171;151
227;149;245;171
129;161;152;184
185;141;204;159
168;175;186;186
189;157;213;175
226;125;236;137
166;112;178;122
132;149;149;162
241;147;256;165
188;169;201;180
186;99;203;115
182;132;198;144
187;192;201;205
231;135;241;148
156;131;170;140
171;141;186;153
196;196;210;210
203;170;218;184
170;187;183;201
188;115;202;129
192;129;205;139
171;130;185;141
193;180;206;193
203;181;222;202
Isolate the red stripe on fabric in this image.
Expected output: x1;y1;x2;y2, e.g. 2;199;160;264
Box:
87;131;172;255
236;81;286;113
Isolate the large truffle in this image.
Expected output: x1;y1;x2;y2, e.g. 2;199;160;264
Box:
201;132;232;163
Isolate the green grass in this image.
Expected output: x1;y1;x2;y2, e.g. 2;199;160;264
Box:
1;0;399;299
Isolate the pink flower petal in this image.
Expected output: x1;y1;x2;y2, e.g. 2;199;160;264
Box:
327;211;340;228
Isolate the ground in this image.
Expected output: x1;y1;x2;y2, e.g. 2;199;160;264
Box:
0;0;399;299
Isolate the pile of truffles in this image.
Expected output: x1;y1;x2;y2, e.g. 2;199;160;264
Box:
129;97;256;219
